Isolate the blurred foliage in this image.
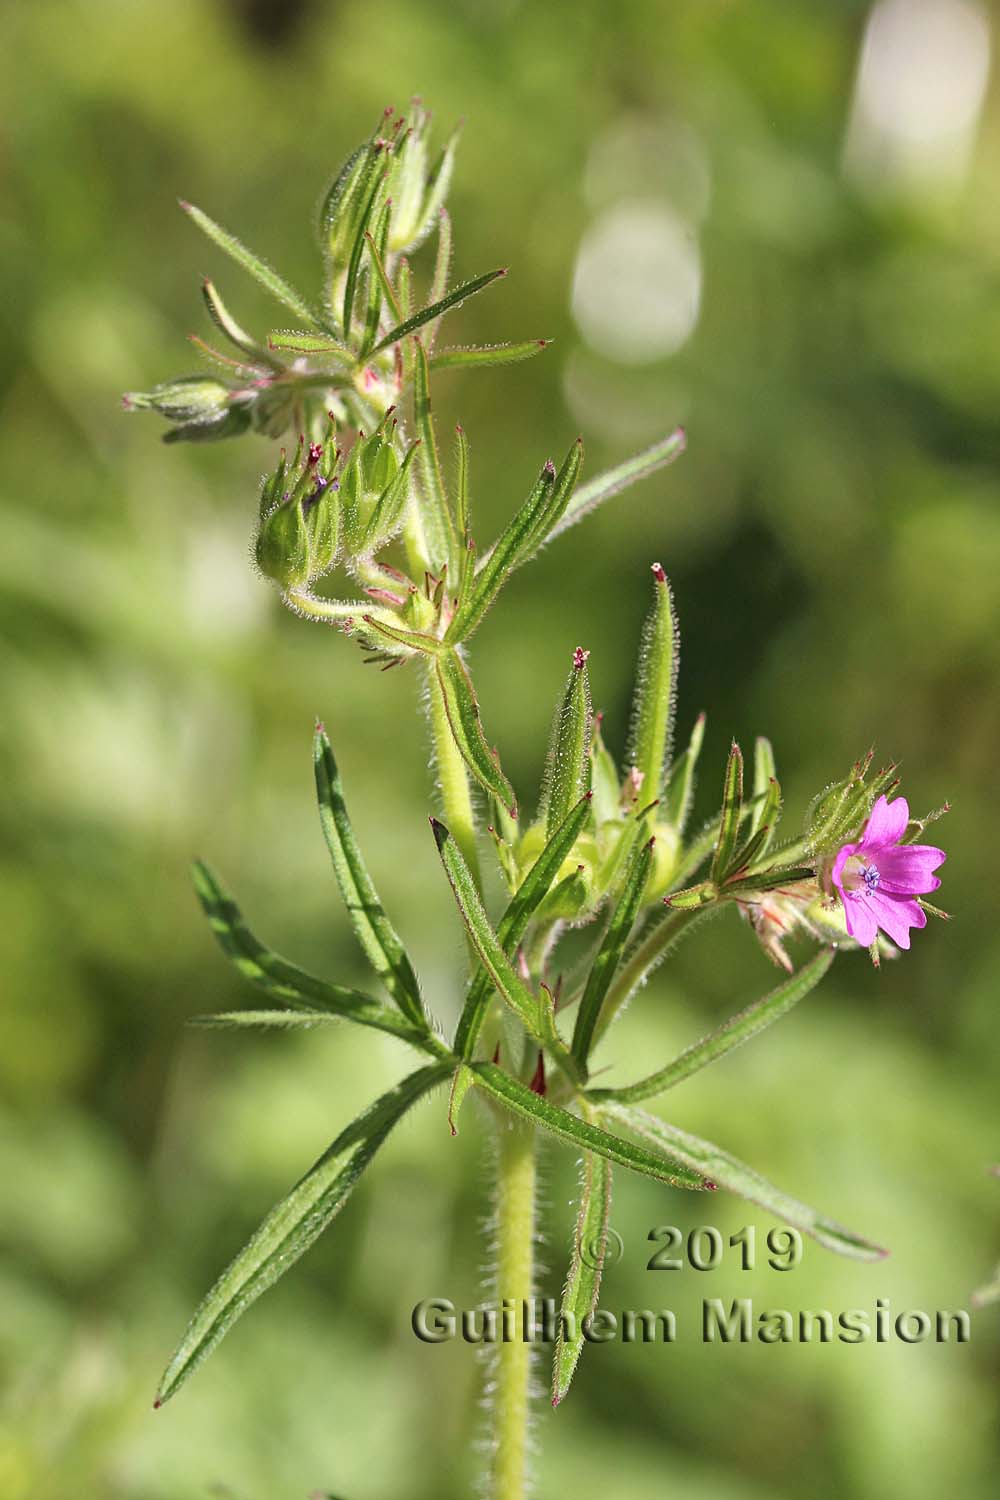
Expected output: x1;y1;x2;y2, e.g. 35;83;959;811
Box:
1;1;998;1497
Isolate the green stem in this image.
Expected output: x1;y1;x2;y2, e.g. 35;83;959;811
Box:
427;660;481;892
591;905;712;1047
492;1116;536;1500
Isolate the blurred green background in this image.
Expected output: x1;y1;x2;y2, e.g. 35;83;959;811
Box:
2;1;998;1496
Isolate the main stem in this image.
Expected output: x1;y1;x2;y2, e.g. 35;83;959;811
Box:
492;1116;536;1500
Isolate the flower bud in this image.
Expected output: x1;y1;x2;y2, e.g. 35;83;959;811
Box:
255;435;342;588
256;494;310;589
123;376;232;424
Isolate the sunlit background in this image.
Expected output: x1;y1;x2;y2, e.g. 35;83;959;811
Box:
1;1;998;1497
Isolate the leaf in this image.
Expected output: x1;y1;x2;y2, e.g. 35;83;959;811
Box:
411;336;459;575
190;1009;338;1030
181;200;323;328
447;1061;477;1135
155;1062;450;1405
571;836;655;1070
447;439;582;643
662;878;718;910
361;198;393;355
192;860;424;1044
429;340;551;372
342;163;388;338
434;651;517;816
590;947;835;1104
470;1063;710;1190
369;267;508;356
625;565;679;802
201;279;275;365
552;1139;612;1406
601;1103;887;1261
710;742;744;883
540;649;593;840
361;438;421;554
313;726;427;1026
431;820;540;1033
721;865;815;897
749;737;777;839
362;229;403;325
454;423;471;540
266;329;352;358
360;614;446;658
663;712;705;835
454;795;593;1058
547;428;686;544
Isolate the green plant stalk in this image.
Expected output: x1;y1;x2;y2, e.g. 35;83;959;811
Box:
492;1115;537;1500
591;905;712;1047
427;659;481;892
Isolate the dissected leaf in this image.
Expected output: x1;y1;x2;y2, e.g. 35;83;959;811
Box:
711;742;744;882
429;340;550;372
156;1062;450;1405
590;947;835;1104
571;835;655;1069
540;649;593;839
547;428;685;543
181;200;323;328
369;267;507;355
602;1103;887;1261
192;860;424;1044
431;819;540;1033
434;650;517;815
471;1063;710;1190
663;712;705;834
552;1138;612;1406
314;726;427;1026
625;564;679;801
447;439;582;642
454;795;593;1058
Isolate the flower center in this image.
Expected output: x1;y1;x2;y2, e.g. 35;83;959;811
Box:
841;854;881;897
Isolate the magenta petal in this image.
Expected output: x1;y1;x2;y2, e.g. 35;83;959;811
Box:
841;892;877;947
876;844;946;896
831;841;859;895
867;891;926;949
860;795;909;852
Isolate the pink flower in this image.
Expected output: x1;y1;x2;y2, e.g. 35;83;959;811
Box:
831;795;945;951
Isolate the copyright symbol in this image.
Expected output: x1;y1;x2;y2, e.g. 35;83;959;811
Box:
578;1226;624;1270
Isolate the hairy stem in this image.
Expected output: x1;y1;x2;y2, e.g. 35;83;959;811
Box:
492;1116;536;1500
592;905;713;1047
427;659;481;891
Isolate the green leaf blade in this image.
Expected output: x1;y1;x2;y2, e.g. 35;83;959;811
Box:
181;200;323;328
572;835;656;1070
471;1063;710;1191
429;340;551;372
155;1063;450;1405
552;1142;613;1406
370;267;508;356
454;795;593;1058
626;565;680;801
434;651;517;816
313;727;427;1027
601;1102;887;1262
431;820;540;1032
711;741;744;883
192;860;423;1043
590;947;835;1104
548;428;685;543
